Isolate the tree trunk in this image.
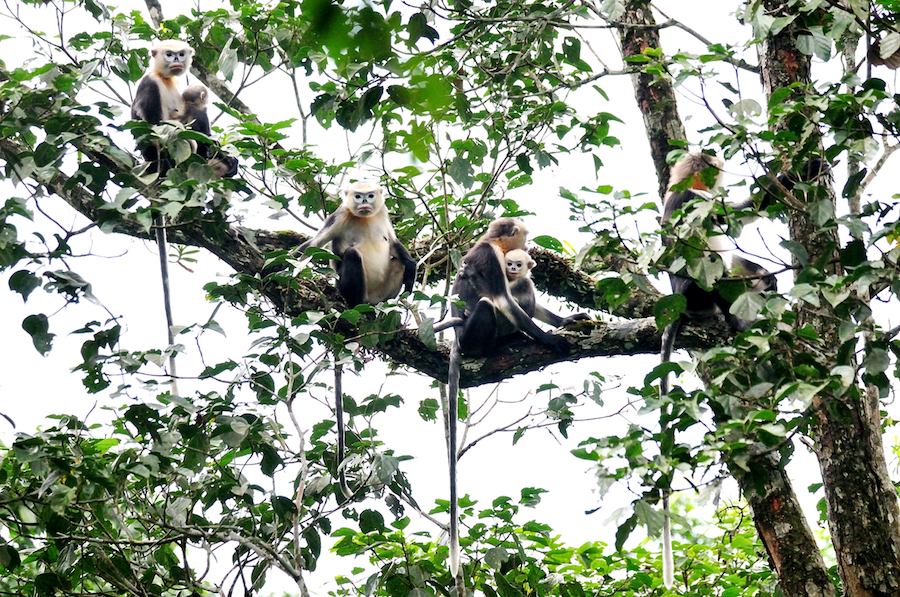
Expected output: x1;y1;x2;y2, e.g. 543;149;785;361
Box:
757;1;900;594
614;3;833;595
615;0;686;198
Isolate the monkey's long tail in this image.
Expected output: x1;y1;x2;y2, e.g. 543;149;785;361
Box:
433;317;464;333
659;318;680;589
447;339;461;578
662;492;674;589
335;361;352;499
659;318;682;397
155;215;179;396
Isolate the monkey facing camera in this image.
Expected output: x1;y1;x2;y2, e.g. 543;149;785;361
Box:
291;182;416;307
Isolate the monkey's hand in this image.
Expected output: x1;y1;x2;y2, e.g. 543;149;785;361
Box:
290;240;312;258
402;271;415;294
559;313;591;326
539;332;571;354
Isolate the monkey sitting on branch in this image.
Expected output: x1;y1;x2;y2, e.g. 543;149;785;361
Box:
291;182;416;307
442;218;588;580
292;181;417;499
504;248;591;331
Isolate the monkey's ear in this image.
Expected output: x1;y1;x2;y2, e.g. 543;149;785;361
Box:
527;258;536;269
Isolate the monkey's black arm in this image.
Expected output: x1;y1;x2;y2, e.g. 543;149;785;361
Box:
533;305;591;327
393;239;417;293
292;209;343;256
498;293;569;352
132;77;164;124
432;317;465;332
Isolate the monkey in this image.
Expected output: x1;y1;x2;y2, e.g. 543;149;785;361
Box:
505;249;537;325
659;154;831;394
657;152;830;588
658;152;777;589
444;218;575;578
293;182;416;499
180;84;212;157
130;40;196;396
504;248;591;332
131;40;194;176
180;84;239;181
659;153;778;393
292;182;416;307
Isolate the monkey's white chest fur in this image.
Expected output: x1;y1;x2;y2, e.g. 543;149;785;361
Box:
159;77;185;120
690;188;737;270
336;214;398;303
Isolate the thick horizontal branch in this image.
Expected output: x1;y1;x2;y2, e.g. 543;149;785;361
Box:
378;317;732;387
1;135;712;389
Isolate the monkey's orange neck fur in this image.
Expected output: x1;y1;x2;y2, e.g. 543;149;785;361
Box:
691;176;710;191
494;238;520;253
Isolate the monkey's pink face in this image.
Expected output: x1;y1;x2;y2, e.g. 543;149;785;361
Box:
506;260;525;278
163;49;190;73
350;190;380;216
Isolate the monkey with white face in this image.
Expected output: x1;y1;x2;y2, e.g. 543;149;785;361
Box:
293;182;416;307
130;40;196;395
131;40;194;175
504;249;591;333
443;219;579;578
293;182;416;501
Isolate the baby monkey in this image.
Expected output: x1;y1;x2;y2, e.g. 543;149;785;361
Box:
180;84;239;179
504;248;591;333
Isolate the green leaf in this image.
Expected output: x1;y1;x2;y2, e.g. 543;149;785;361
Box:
515;153;533;175
840;239;866;269
779;240;809;266
532;235;563;252
374;453;400;484
634;499;664;535
418;398;439;421
218;38;238;80
654;294;686;329
9;270;41;302
614;512;637;551
34;142;66;167
686;252;724;290
448;157;474;189
22;314;54;355
863;347;890;374
768;86;792;109
810;200;835;226
730;291;766;322
0;544;21;571
563;37;581;64
359;509;385;534
408;12;438;45
485;546;509;569
387;85;412;106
